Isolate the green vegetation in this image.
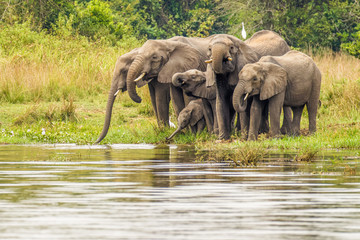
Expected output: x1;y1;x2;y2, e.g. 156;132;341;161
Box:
1;2;360;165
1;1;360;55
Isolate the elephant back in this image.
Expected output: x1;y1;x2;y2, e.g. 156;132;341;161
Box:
169;36;217;71
246;30;290;57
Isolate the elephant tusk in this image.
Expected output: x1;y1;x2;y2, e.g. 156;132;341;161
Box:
114;89;120;97
134;72;146;82
205;59;213;64
227;57;233;61
244;92;250;101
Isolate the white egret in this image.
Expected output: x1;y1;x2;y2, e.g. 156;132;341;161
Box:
241;22;247;39
169;120;176;128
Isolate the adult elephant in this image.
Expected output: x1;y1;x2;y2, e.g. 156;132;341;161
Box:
232;50;321;140
172;69;217;134
95;36;215;143
205;30;290;140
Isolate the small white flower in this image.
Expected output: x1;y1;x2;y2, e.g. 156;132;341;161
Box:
41;128;46;135
10;131;14;136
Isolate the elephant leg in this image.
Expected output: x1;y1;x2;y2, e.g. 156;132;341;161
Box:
196;119;206;134
239;97;252;140
152;80;170;127
281;106;292;134
216;88;232;140
259;103;269;134
210;100;218;135
148;82;159;124
202;99;214;133
170;85;185;117
290;105;305;136
190;125;197;134
248;96;263;141
306;100;319;134
268;95;284;138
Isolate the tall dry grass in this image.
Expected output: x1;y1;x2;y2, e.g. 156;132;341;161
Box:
313;51;360;120
0;23;142;103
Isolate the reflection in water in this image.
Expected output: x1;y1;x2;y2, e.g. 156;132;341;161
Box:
0;145;360;239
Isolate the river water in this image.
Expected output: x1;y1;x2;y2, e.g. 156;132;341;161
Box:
0;144;360;240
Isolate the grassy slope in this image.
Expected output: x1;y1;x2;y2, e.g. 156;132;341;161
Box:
1;24;360;150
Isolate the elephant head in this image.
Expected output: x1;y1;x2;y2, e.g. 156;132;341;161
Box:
205;34;260;87
166;99;204;140
232;62;288;113
172;69;216;100
126;39;204;103
95;49;139;144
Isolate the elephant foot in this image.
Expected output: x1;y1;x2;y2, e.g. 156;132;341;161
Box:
280;125;291;135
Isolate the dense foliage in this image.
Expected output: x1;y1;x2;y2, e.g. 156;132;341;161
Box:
219;0;360;53
1;0;360;56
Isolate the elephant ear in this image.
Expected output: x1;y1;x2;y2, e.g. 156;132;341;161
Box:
190;102;204;126
158;42;203;83
260;62;288;100
227;36;260;86
193;83;216;100
191;72;216;100
113;48;139;91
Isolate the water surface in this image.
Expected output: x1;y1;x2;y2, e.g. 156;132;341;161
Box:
0;144;360;239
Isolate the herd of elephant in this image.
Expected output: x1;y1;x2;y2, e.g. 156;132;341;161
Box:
94;30;321;143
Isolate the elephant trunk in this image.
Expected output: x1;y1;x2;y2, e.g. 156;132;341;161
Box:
166;127;181;140
232;81;248;113
211;44;226;74
172;73;185;87
95;84;118;144
126;55;144;103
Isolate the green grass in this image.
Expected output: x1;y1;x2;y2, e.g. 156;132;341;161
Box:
1;23;360;155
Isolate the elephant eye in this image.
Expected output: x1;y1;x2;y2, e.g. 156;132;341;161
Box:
252;77;257;81
191;75;196;79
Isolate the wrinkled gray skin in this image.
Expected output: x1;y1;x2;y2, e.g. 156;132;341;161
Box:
205;30;291;140
95;36;216;143
233;50;322;140
166;99;206;140
172;69;218;134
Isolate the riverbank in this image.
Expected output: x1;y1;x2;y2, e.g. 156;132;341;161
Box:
1;24;360;151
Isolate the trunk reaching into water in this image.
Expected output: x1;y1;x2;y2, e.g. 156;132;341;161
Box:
166;128;181;140
232;81;248;113
126;56;143;103
95;85;118;144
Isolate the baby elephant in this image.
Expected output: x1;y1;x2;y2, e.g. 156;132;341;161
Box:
167;99;206;140
232;50;321;140
172;69;218;134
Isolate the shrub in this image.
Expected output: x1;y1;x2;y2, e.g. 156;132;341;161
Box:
341;24;360;58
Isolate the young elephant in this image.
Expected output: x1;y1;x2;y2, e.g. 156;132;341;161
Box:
166;99;206;140
232;50;321;140
172;69;218;134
